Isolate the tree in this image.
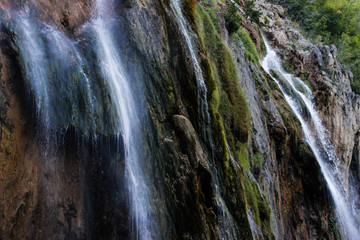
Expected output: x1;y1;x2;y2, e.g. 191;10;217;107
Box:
224;2;242;35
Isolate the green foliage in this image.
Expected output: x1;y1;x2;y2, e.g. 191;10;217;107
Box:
245;0;262;24
351;79;360;93
208;8;221;33
328;212;338;235
264;15;270;25
224;2;242;34
300;71;310;81
268;0;360;94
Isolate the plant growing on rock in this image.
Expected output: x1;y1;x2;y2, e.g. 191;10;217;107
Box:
245;0;262;24
224;2;242;35
268;0;360;94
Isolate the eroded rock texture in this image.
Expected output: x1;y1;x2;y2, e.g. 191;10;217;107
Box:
0;0;357;239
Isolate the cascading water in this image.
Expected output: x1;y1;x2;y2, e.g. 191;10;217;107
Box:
16;15;50;126
13;3;157;238
170;1;244;238
43;25;95;117
92;0;154;239
211;162;240;239
15;15;97;134
261;36;360;239
171;0;210;131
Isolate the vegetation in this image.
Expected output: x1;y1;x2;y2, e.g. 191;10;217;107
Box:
224;1;262;34
233;29;260;62
242;175;272;233
251;152;264;169
235;142;250;170
191;4;274;238
194;4;251;147
224;2;242;34
268;0;360;94
244;0;262;23
184;0;198;24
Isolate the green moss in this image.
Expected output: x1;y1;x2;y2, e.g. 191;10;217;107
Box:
283;59;295;73
184;0;198;25
259;27;267;58
207;8;221;33
206;0;218;8
192;2;252;186
200;57;219;109
196;5;250;143
187;3;273;238
234;142;250;170
329;211;339;237
233;29;260;62
166;80;177;114
211;111;232;184
194;6;219;55
268;79;279;91
193;4;251;185
244;177;260;224
218;46;251;144
242;175;272;236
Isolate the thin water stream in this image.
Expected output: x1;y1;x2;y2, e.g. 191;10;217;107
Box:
93;0;154;239
170;1;242;238
261;36;360;239
171;0;210;131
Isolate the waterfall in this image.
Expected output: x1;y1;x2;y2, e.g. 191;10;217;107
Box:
261;36;360;239
16;15;50;126
14;3;156;238
15;14;97;137
170;1;245;238
43;24;95;116
171;0;210;132
92;0;154;239
211;161;240;239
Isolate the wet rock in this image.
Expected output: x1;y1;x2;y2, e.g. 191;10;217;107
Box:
258;0;360;188
173;114;209;169
0;0;356;239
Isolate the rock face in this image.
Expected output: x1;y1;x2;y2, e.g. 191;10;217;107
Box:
256;0;360;192
0;0;356;239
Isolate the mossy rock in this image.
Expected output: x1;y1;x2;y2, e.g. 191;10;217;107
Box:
232;29;260;63
194;4;251;146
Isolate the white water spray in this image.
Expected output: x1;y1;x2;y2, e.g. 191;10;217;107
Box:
261;36;360;239
171;0;210;130
44;25;95;115
16;16;50;123
93;0;153;239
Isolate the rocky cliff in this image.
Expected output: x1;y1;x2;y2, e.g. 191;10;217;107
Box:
0;0;358;239
257;0;360;183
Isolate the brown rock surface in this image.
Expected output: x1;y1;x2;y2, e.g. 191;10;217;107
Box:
0;0;352;239
257;0;360;188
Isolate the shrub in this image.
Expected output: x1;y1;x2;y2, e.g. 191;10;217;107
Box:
245;0;262;24
224;2;242;35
